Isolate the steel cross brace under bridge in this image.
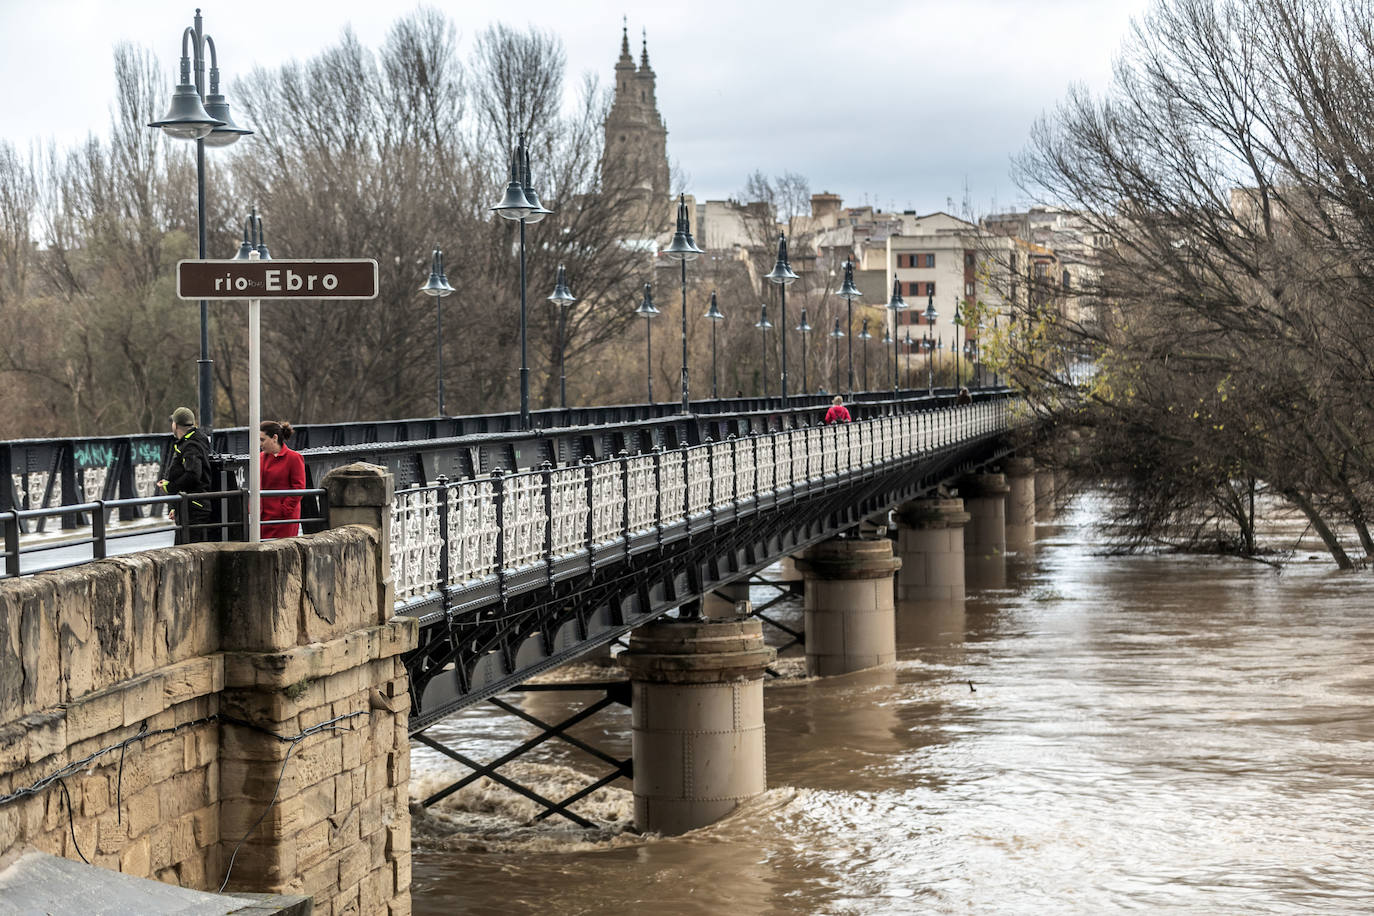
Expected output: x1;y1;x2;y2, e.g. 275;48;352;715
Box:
398;396;1024;736
414;682;633;829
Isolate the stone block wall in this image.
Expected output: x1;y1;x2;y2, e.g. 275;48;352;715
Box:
217;609;414;916
0;463;415;916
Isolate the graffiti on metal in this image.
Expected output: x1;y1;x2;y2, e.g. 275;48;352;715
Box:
73;443;117;470
71;439;164;470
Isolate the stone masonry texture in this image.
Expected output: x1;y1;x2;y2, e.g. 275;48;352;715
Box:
0;465;416;915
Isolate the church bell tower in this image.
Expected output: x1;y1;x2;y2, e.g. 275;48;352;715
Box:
602;22;671;223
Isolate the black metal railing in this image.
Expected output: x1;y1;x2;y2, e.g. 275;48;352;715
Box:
1;388;996;532
389;398;1017;607
1;487;327;578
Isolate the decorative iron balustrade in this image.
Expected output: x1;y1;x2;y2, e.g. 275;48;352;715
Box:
390;399;1016;603
0;388;1000;530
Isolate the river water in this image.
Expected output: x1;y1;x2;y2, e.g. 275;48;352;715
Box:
409;492;1374;914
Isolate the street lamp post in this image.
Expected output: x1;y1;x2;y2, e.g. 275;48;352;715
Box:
664;194;703;413
885;274;907;392
549;264;576;409
975;313;986;387
755;304;773;398
796;307;813;394
858;317;872;392
837;259;862;394
829;318;845;394
902;330;915;390
953;297;963;390
419;250;455;416
232;208;270;261
703;291;725;398
491;135;552;430
882;328;897;398
992;313;1000;386
922;293;938;394
149;9;252;436
922;334;933;392
636;283;660;402
765;233;799;406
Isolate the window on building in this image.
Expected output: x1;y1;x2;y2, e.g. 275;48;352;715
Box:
965;253;976;268
924;254;935;268
1062;270;1071;290
927;281;935;297
905;282;919;297
965;282;975;296
1010;253;1018;271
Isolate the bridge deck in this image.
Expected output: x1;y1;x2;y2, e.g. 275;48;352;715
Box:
393;396;1021;732
0;390;1026;733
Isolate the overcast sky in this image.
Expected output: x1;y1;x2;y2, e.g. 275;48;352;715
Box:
1;0;1152;216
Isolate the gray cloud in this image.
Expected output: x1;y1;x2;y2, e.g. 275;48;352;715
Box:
1;0;1151;217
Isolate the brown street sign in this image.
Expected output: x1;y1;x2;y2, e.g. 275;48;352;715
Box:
177;259;379;300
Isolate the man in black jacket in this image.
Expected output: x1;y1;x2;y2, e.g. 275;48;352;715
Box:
158;406;215;542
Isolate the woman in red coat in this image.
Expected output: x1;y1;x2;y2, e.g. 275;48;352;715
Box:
823;395;852;424
259;420;306;538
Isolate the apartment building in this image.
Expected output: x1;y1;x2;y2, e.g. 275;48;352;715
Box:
849;215;1012;345
984;206;1100;326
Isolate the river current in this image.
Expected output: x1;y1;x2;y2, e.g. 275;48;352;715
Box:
408;492;1374;915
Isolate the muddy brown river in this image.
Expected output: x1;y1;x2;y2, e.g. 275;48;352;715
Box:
408;492;1374;914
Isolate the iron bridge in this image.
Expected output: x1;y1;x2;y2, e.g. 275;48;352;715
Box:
0;388;1027;738
389;391;1025;734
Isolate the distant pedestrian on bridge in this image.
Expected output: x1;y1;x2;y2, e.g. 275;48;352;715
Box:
824;395;851;424
260;420;306;538
158;406;214;543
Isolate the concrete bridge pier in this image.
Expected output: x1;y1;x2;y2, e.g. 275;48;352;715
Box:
960;473;1010;587
618;618;775;835
1035;466;1057;520
703;580;752;619
778;556;804;588
893;497;970;612
1054;469;1075;513
1003;457;1037;550
794;538;901;676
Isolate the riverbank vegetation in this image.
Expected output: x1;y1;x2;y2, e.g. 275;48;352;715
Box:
0;13;702;436
0;12;885;439
1009;0;1374;569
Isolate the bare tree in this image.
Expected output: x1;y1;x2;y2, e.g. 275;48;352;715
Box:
1014;0;1374;566
0;11;699;431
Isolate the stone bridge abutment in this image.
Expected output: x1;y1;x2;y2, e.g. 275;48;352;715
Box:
0;462;415;915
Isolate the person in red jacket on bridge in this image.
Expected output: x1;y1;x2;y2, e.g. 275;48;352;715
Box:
259;420;306;538
824;395;852;424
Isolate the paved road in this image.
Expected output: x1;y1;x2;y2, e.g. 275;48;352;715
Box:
15;527;177;575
